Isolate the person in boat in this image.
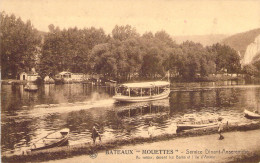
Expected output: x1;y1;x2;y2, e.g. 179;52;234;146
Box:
91;124;101;144
218;117;224;140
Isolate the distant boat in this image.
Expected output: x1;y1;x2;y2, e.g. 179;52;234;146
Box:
113;81;170;102
30;128;69;151
244;109;260;119
24;84;38;92
176;114;218;132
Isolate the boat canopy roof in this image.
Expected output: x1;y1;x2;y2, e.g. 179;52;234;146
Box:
119;81;170;88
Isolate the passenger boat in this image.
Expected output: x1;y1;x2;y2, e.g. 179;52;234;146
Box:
244;109;260;119
30;128;69;151
113;81;170;102
176;114;218;132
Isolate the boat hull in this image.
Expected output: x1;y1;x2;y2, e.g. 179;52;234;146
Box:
24;85;38;92
31;137;69;151
244;109;260;119
176;122;218;132
31;128;69;151
113;90;170;102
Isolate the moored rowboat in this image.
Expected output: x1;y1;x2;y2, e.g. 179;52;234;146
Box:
244;109;260;119
30;128;69;151
176;114;218;132
24;85;38;92
177;121;218;131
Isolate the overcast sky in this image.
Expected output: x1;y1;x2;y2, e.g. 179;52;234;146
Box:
1;0;260;36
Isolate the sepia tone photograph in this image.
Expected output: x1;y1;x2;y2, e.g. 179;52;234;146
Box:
1;0;260;162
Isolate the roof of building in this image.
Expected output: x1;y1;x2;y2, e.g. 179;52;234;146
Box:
120;81;170;88
20;72;38;75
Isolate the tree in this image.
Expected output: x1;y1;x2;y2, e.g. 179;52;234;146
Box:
0;12;41;79
38;25;107;78
140;47;164;78
210;43;241;73
89;43;116;77
155;30;176;48
112;25;139;41
253;60;260;77
243;64;259;77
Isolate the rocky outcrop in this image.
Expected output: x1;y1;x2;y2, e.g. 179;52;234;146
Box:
222;28;260;59
242;35;260;65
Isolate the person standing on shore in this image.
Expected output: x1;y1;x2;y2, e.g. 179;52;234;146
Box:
218;117;224;140
148;121;155;137
91;124;101;144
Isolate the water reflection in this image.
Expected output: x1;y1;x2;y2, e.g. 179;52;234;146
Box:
1;82;260;153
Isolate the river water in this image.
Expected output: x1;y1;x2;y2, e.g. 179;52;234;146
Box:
1;81;260;153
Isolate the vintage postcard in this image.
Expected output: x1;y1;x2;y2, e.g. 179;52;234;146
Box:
1;0;260;162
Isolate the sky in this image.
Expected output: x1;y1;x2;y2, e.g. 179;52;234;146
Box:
1;0;260;36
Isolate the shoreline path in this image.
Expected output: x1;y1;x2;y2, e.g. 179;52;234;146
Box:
46;129;260;163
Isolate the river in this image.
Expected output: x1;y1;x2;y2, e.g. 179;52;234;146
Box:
1;80;260;153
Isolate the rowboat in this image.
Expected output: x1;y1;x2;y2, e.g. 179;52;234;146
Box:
113;81;170;102
176;114;218;132
244;109;260;119
24;84;38;92
30;128;69;151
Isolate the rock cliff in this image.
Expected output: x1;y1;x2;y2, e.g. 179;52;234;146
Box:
222;28;260;59
242;35;260;64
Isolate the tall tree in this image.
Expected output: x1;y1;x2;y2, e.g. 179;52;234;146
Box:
38;25;107;78
0;12;41;79
210;43;241;73
112;25;139;41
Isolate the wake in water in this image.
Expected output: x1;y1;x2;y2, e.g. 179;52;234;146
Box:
19;92;115;118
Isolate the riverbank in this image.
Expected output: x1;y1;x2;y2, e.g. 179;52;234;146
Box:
0;79;113;86
46;129;260;163
1;79;28;85
0;76;249;85
2;121;260;162
195;76;244;82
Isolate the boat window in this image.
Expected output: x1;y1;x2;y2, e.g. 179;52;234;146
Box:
117;87;129;96
130;88;141;97
151;87;157;95
159;86;165;94
141;88;150;96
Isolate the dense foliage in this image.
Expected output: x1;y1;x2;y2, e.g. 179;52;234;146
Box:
38;25;108;78
0;12;41;79
2;12;258;81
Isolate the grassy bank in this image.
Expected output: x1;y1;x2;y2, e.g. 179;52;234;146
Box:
2;121;260;163
195;76;244;82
